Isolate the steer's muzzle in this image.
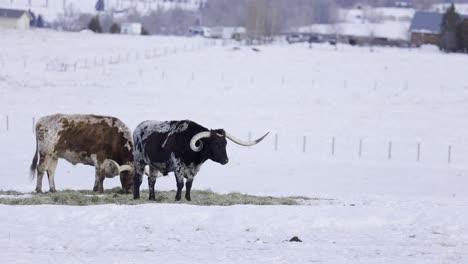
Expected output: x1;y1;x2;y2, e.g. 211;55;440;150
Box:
221;158;229;165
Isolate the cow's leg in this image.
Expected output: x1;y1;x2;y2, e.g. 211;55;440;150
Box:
46;158;58;193
36;153;52;193
185;178;193;201
174;172;184;201
133;161;145;199
93;165;105;193
148;167;159;201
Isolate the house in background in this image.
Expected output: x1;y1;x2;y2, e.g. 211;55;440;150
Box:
121;22;142;35
409;11;443;46
410;10;468;47
0;8;31;30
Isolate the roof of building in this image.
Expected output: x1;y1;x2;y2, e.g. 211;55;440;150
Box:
0;8;29;19
409;11;444;34
410;11;468;34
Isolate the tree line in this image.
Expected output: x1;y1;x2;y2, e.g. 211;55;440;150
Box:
48;0;338;36
440;3;468;52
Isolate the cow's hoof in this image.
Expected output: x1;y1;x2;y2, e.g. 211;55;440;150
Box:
93;187;98;192
175;195;182;201
49;188;56;193
185;195;191;201
35;189;42;193
149;196;155;201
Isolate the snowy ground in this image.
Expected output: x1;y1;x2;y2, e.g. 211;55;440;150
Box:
1;29;468;263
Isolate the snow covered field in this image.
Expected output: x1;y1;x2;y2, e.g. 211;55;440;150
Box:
1;29;468;263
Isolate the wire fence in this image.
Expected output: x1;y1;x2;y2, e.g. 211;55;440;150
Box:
0;38;234;74
0;114;464;166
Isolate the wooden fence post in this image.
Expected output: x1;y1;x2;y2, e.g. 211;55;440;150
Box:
274;133;278;151
388;141;392;160
331;137;335;156
448;145;452;164
302;136;306;153
417;143;421;162
358;139;363;158
6;115;8;132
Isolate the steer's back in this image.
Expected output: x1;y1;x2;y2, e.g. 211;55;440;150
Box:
133;120;206;164
36;114;133;166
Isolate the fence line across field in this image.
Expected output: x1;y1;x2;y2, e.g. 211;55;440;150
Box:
0;39;219;73
2;116;460;165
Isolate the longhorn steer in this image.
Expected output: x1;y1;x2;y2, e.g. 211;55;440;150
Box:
133;120;269;201
30;114;135;193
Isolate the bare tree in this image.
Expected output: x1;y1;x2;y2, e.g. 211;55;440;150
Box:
53;3;81;31
413;0;437;10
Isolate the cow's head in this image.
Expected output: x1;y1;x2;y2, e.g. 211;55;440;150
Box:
119;164;134;193
189;129;269;165
102;159;134;193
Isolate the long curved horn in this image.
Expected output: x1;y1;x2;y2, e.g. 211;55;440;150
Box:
226;132;270;146
119;165;132;173
103;159;121;176
190;131;211;152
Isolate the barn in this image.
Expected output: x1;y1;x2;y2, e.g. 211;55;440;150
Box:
0;8;31;30
409;11;443;47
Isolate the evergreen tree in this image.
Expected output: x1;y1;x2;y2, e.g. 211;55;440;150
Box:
36;15;44;28
440;3;461;52
141;27;149;35
459;20;468;52
95;0;105;12
28;10;36;26
88;16;102;33
109;22;121;34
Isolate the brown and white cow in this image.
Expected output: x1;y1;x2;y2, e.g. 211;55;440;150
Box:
29;114;135;193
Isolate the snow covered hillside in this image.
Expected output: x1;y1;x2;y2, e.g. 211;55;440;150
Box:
0;29;467;263
300;7;414;40
0;0;204;21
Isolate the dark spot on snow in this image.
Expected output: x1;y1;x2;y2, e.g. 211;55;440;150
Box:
289;236;302;242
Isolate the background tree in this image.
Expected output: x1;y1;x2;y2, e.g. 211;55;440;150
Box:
109;22;121;34
413;0;436;10
440;3;461;51
28;10;36;26
36;14;45;28
88;15;102;33
141;26;149;35
459;20;468;52
95;0;105;12
54;3;81;31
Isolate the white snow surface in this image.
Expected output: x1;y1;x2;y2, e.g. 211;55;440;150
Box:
299;21;410;40
0;0;203;20
1;29;468;263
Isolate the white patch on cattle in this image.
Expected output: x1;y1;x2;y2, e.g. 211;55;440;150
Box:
36;114;65;155
135;120;189;148
124;141;132;151
171;153;200;181
162;122;189;148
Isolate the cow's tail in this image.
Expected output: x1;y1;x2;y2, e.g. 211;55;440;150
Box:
29;139;38;181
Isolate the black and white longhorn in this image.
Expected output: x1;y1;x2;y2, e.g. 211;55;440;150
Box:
133;120;269;201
